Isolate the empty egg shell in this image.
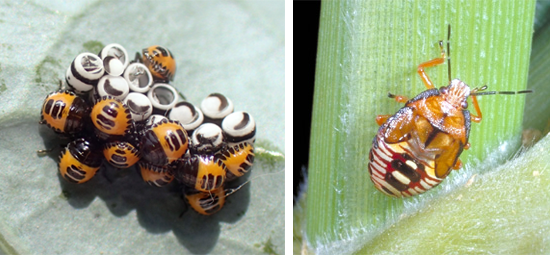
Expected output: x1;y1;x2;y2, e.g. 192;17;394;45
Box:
124;62;153;93
98;43;129;69
147;83;179;113
124;92;153;122
190;123;225;154
65;52;104;93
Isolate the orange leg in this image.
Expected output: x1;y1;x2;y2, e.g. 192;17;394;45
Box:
376;115;391;126
452;158;462;170
452;142;471;170
388;93;409;103
469;95;482;123
417;41;446;90
453;142;472;170
376;94;409;126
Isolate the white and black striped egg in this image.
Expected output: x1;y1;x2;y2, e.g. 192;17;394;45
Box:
200;93;234;125
96;75;129;101
168;101;204;133
124;92;153;122
190;123;225;154
221;111;256;146
65;52;104;93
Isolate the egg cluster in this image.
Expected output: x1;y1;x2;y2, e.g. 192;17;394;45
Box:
40;44;256;215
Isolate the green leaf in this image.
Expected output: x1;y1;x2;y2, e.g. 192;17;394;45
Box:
307;0;536;253
359;133;550;254
0;1;284;254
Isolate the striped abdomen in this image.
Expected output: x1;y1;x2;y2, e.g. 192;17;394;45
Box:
368;133;442;197
140;119;189;166
139;162;174;187
217;142;255;181
91;96;132;138
185;187;226;215
103;141;140;169
172;155;226;192
58;138;102;184
40;90;89;134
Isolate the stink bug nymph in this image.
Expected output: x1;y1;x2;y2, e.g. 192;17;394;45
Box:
40;90;90;135
140;45;176;82
368;25;531;198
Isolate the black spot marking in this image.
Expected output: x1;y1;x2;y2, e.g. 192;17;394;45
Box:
66;165;85;182
111;154;127;163
201;173;224;191
150;176;170;187
385;171;409;191
200;195;220;214
246;153;254;164
44;99;54;117
238;162;251;173
391;157;421;183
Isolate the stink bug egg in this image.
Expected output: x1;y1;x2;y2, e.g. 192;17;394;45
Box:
124;92;153;122
190;123;225;154
221;111;256;146
200;93;234;126
147;83;179;113
145;114;168;128
96;75;130;100
98;43;129;70
124;62;153;93
102;56;125;76
167;102;204;134
65;52;104;93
